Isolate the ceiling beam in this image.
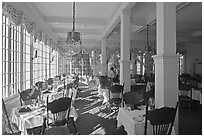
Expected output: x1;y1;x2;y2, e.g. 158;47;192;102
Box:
44;16;106;26
24;3;59;42
102;2;137;38
131;16;147;26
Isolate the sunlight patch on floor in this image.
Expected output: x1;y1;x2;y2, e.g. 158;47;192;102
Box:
84;99;102;110
81;106;100;115
90;124;106;135
76;96;94;102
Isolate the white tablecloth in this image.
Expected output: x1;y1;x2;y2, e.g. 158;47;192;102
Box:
117;107;175;135
11;104;78;135
192;88;202;104
97;84;110;104
146;82;154;92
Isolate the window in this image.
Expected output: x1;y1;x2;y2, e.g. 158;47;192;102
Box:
2;14;21;98
179;55;185;75
33;40;50;82
136;52;145;75
2;13;59;99
22;26;31;90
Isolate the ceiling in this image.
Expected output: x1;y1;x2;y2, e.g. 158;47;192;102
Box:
30;2;202;52
31;2;119;50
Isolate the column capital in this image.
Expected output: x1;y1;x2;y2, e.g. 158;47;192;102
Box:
102;37;107;42
152;53;181;60
119;59;131;64
121;9;131;16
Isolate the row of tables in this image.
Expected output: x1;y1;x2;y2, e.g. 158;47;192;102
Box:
10;78;78;135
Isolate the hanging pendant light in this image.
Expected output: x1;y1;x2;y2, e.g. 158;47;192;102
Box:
66;2;81;45
145;24;152;52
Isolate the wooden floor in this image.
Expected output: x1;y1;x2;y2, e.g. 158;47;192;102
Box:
3;85;202;135
178;101;202;135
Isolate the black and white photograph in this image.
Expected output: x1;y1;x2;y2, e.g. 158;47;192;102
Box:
1;0;202;135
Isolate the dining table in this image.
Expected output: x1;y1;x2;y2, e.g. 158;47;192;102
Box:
117;106;175;135
10;91;79;135
192;88;202;104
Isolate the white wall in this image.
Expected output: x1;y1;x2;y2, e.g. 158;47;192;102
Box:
185;43;202;75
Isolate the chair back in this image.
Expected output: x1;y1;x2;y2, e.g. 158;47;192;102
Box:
66;83;73;89
42;94;76;135
19;88;40;105
178;83;192;99
109;84;123;99
47;97;72;121
179;83;191;91
99;76;112;89
73;76;79;88
47;78;54;85
110;84;123;93
131;84;147;101
36;81;48;91
123;91;142;105
145;102;179;135
2;98;13;134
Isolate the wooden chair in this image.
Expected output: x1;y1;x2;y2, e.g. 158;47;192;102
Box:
123;91;143;110
65;83;73;97
46;78;54;90
108;84;124;112
41;96;78;135
99;76;112;89
2;98;21;135
131;84;147;104
144;102;179;135
35;81;47;91
178;83;192;109
73;76;79;89
18;88;40;106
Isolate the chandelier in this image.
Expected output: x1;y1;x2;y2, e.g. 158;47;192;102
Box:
66;2;81;45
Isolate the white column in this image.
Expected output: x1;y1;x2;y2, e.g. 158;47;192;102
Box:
120;9;131;93
101;38;108;76
153;2;180;108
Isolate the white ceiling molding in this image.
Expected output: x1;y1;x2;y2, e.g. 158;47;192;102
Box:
25;3;59;43
102;2;137;38
44;16;106;26
130;17;146;26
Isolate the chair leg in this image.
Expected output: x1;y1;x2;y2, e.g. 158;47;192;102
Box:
67;118;78;134
72;120;77;134
188;101;191;110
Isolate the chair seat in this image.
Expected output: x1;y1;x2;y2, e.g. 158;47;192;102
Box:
109;98;121;103
179;95;191;100
44;126;70;135
50;118;67;127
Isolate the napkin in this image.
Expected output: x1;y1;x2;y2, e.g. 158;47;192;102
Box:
133;116;144;122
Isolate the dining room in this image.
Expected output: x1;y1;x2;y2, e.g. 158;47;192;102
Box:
1;1;202;135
